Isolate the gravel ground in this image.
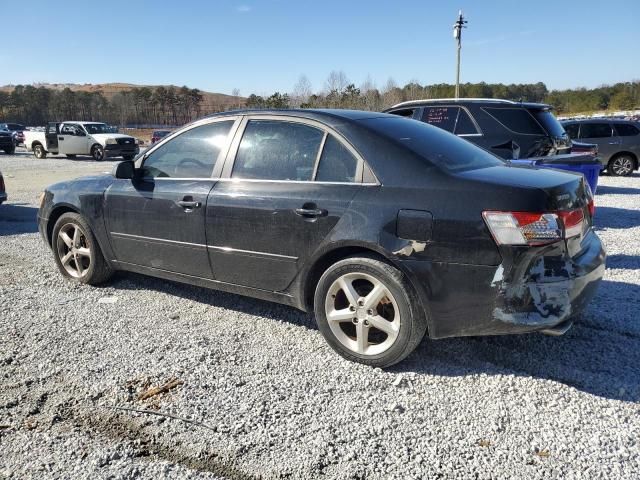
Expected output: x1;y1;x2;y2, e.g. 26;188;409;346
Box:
1;150;639;479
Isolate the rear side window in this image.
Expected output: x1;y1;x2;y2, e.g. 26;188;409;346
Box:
580;123;612;139
483;107;544;135
388;108;417;118
421;106;458;132
315;135;358;182
141;121;234;178
614;123;640;137
563;123;579;139
530;109;566;137
232;120;324;181
361;116;503;173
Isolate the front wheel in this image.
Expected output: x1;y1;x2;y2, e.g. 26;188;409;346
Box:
314;255;427;367
52;213;113;285
608;155;635;176
3;146;15;154
91;145;104;161
33;144;46;159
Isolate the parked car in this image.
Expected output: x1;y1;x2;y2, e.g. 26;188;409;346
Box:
37;110;605;367
151;130;172;144
24;122;139;161
384;99;572;160
384;98;601;193
0;123;26;146
0;170;6;204
561;119;640;176
0;127;16;154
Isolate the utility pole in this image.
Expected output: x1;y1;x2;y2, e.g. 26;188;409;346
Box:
453;10;467;99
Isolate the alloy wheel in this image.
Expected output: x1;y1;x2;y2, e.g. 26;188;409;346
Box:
324;272;400;356
611;156;633;176
56;223;91;278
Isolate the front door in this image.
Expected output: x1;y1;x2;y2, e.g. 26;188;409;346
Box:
579;122;618;162
45;122;59;152
207;118;366;291
58;123;90;155
104;118;239;278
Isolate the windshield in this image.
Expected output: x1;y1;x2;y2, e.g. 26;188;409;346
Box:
83;123;110;134
531;109;566;137
360;116;504;173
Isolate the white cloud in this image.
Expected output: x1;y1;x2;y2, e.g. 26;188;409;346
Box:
236;5;251;13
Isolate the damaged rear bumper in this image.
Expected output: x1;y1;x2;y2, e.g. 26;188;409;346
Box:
401;229;606;339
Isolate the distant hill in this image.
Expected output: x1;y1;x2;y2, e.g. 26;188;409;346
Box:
0;82;245;109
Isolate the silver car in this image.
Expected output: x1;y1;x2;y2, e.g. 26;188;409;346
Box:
562;119;640;176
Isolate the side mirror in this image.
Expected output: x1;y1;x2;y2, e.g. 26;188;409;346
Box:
76;130;86;137
113;160;135;179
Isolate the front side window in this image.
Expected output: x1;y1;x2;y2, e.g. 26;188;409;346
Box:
60;124;80;135
580;123;612;139
232;120;324;181
483;107;545;135
315;135;359;182
614;123;640;137
563;123;579;139
141;121;234;178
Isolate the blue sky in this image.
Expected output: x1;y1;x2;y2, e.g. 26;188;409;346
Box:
2;0;638;95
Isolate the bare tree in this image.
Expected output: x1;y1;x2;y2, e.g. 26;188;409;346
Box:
231;88;242;108
325;70;349;95
382;77;403;108
360;75;382;111
291;75;312;107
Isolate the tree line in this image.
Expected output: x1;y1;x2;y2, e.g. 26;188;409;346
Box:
1;75;638;127
247;72;640;115
0;85;230;127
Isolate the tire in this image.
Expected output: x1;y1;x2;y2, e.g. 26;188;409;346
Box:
33;143;46;159
91;144;104;161
608;154;635;177
313;255;427;368
52;212;113;285
66;154;77;159
122;154;135;161
4;146;15;154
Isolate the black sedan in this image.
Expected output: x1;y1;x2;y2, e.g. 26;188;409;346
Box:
37;110;605;367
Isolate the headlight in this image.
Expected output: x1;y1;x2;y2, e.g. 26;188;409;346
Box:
38;191;46;208
135;138;140;145
106;138;117;145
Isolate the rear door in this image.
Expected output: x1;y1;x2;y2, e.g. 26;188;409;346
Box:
579;122;617;162
206;116;368;291
104;118;240;278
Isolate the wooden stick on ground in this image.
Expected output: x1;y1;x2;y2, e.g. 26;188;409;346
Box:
137;378;184;401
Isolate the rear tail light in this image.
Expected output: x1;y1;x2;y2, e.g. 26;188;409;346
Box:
483;209;585;246
587;199;595;218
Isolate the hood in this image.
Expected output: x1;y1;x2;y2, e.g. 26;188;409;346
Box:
90;133;136;141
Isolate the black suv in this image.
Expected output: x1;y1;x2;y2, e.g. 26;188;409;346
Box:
384;99;571;160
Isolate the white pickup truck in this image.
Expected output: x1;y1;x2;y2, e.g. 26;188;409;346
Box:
24;122;139;161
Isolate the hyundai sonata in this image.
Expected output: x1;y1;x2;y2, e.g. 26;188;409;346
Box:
38;110;605;367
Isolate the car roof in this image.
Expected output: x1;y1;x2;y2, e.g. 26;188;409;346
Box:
561;118;638;124
205;108;392;125
387;98;552;110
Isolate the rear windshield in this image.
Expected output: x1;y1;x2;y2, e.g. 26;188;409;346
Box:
530;109;566;137
360;116;503;173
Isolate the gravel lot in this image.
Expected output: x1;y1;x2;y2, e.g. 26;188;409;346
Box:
1;150;639;479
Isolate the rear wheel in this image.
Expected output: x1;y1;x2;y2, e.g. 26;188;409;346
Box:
314;255;427;367
33;144;46;159
52;213;113;285
4;146;15;154
608;155;635;176
91;145;104;161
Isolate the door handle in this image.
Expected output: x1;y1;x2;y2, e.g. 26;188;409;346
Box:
178;200;201;209
59;137;64;140
295;207;327;218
